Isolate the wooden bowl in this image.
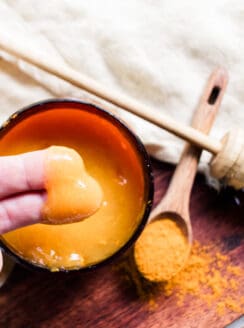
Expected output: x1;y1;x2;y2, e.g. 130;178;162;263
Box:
0;99;154;272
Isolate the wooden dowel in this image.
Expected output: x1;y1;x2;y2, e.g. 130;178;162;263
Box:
0;40;224;155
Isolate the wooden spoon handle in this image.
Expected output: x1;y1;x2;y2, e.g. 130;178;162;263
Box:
0;40;224;155
152;68;228;220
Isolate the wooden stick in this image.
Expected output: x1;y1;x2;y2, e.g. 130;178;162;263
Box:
0;40;226;155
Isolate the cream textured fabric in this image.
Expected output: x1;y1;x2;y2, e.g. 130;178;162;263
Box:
0;0;244;184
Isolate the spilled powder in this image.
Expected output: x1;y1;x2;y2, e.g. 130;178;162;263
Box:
114;241;244;316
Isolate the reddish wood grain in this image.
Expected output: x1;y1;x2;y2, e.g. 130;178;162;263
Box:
0;160;243;328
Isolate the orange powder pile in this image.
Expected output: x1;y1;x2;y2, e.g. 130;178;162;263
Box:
115;241;244;316
134;219;189;282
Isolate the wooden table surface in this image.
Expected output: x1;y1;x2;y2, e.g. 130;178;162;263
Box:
0;159;243;328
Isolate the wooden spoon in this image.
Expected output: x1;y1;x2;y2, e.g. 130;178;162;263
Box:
134;69;228;282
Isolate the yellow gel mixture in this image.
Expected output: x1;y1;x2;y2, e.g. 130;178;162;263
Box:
134;219;189;282
0;106;146;271
42;146;103;224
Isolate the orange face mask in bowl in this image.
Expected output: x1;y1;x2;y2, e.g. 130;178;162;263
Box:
0;99;153;272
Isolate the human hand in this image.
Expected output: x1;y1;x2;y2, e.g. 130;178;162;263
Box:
0;146;103;234
0;150;46;234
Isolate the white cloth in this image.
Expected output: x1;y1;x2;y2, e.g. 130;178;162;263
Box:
0;0;244;186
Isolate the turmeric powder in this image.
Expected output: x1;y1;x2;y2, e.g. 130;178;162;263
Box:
134;219;189;282
163;241;244;313
115;240;244;316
